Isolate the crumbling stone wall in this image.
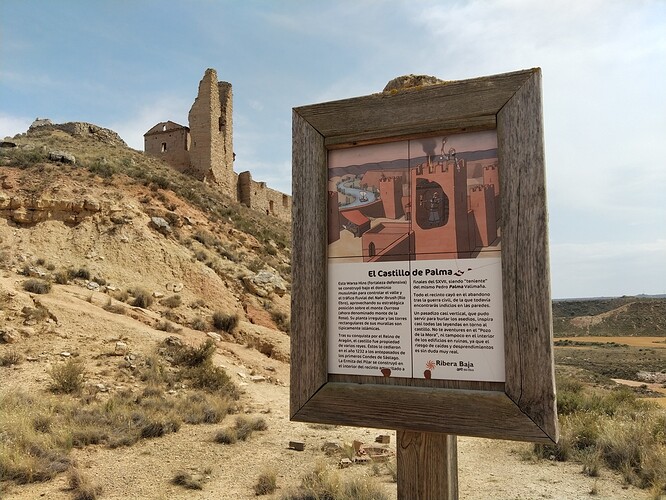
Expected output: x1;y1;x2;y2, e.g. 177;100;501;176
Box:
238;171;291;222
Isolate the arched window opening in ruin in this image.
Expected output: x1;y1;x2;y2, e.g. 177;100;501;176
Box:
415;178;448;229
269;200;274;214
162;124;167;132
282;194;288;207
369;242;376;257
161;142;167;153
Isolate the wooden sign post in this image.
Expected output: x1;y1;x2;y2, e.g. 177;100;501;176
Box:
291;69;558;499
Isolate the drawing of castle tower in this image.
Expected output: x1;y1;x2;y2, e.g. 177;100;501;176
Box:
379;176;404;219
483;164;500;221
468;184;497;247
410;157;471;258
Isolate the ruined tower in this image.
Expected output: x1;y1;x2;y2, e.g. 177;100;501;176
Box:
144;69;291;222
187;68;234;192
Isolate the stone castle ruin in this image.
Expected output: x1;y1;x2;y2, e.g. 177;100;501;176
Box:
144;69;291;222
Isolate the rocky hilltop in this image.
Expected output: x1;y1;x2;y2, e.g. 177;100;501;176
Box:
1;121;291;344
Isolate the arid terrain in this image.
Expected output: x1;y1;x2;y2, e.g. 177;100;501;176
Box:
1;124;664;499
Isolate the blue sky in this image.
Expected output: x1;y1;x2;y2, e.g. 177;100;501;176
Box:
1;0;664;299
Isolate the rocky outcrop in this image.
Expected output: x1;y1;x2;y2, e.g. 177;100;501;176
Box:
242;269;287;298
0;192;102;225
383;74;446;93
28;120;127;147
48;150;76;164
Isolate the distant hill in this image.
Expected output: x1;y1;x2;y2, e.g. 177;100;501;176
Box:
552;297;666;337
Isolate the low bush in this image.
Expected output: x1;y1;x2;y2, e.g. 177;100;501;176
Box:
234;415;267;441
68;468;103;500
102;299;127;315
179;393;230;424
23;278;52;294
49;359;85;394
1;350;21;367
282;461;389;500
212;311;238;332
155;320;181;333
131;288;153;308
176;339;216;367
69;268;91;280
270;310;290;334
214;428;237;445
160;294;182;308
254;469;277;496
190;315;208;331
172;471;203;490
54;271;69;284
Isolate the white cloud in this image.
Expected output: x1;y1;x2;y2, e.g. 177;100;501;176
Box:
550;239;666;297
0;113;33;138
109;94;191;151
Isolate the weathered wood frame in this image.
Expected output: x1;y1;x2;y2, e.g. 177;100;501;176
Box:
291;68;558;443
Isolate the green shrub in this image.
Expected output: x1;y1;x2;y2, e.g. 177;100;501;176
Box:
87;159;115;178
179;393;230;424
185;363;236;394
282;462;389;500
533;375;666;491
23;278;52;294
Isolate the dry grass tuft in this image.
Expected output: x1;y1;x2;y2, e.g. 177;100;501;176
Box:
49;359;86;394
172;471;204;490
282;461;389;500
23;278;52;294
1;350;22;367
68;468;103;500
533;374;666;492
254;469;277;496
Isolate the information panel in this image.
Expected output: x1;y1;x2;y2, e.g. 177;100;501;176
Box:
327;131;505;382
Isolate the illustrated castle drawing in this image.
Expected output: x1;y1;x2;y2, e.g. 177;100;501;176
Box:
144;69;291;222
328;134;500;261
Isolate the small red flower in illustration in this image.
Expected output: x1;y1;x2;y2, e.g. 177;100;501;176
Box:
426;360;435;371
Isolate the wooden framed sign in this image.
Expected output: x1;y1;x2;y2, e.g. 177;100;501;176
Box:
291;68;558;443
